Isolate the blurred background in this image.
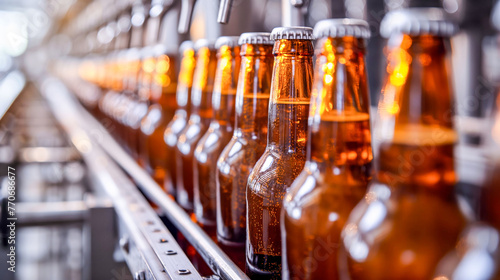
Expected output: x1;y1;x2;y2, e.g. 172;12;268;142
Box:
0;0;498;279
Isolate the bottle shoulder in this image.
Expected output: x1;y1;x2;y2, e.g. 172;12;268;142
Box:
164;116;188;147
217;137;244;164
284;168;366;215
141;105;168;135
342;181;468;265
165;113;188;135
247;148;307;195
217;137;266;173
177;120;206;154
194;125;224;156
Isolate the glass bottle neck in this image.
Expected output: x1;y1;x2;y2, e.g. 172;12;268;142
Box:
374;34;456;193
212;45;240;126
125;59;141;93
176;49;196;113
139;56;157;103
235;44;273;140
149;54;178;106
308;37;372;171
267;39;314;151
191;47;217;118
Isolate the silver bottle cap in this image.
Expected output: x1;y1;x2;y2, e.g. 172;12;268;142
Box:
152;44;165;56
380;8;457;38
238;32;273;45
313;18;370;39
179;40;194;53
139;45;155;58
215;36;240;49
194;39;216;51
270;26;314;40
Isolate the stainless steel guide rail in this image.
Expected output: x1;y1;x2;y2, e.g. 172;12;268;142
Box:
40;78;203;280
39;77;249;280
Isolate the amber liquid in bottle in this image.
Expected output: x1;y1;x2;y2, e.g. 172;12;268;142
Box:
282;37;373;280
216;43;273;270
342;35;467;280
140;54;178;185
108;57;126;138
193;44;241;235
246;39;314;279
94;56;120;135
120;15;145;155
105;54;131;145
137;55;157;167
123;55;146;159
164;46;196;197
176;46;218;211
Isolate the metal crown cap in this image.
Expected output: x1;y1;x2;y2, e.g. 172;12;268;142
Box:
270;26;314;41
179;40;194;53
140;46;155;58
313;18;370;39
194;39;216;51
380;8;457;38
215;36;240;49
125;47;141;61
238;32;273;45
152;43;172;56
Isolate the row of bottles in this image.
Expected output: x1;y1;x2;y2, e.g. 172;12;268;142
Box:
72;6;500;280
281;20;372;280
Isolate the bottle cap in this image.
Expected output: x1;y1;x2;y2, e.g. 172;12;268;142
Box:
215;36;240;49
380;8;457;38
152;43;170;56
313;18;370;39
139;46;155;58
238;32;273;45
270;26;314;40
179;40;194;53
194;39;216;51
125;47;141;61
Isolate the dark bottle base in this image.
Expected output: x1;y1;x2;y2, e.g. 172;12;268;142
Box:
246;254;281;280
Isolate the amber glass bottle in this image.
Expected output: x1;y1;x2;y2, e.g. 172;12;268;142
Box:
216;33;274;270
120;48;144;156
246;27;314;279
109;50;134;146
95;54;115;124
106;52;126;137
140;45;178;185
164;41;196;197
130;47;154;164
341;8;467;280
110;52;125;93
193;36;241;234
282;19;372;280
122;1;149;158
176;39;218;211
95;56;107;89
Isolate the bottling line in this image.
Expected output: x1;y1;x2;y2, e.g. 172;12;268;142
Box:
0;0;499;280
